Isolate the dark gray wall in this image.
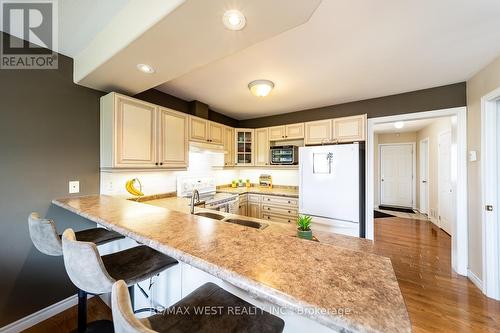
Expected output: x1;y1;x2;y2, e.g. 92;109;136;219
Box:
0;33;103;326
239;82;466;128
134;89;239;127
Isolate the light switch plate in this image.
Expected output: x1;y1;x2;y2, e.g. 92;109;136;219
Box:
469;150;477;162
69;181;80;194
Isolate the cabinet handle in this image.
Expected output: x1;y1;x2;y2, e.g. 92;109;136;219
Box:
267;216;270;219
267;207;270;210
288;220;291;223
288;210;291;213
155;162;159;166
288;201;291;203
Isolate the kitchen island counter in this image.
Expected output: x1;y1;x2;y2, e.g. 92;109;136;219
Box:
52;195;410;333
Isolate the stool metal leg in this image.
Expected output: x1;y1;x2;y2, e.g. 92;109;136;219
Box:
77;289;87;333
128;285;135;311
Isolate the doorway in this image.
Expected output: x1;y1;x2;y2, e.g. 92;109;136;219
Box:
379;143;415;208
419;138;429;215
438;130;454;235
366;107;468;276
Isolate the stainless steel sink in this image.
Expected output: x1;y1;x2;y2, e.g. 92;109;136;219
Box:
223;218;268;230
194;212;225;220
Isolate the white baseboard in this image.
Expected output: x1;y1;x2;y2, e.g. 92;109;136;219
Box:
0;294;92;333
467;269;484;292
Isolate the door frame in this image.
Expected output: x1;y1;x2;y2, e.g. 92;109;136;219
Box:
378;142;416;209
437;129;453;234
481;86;500;300
366;107;468;276
419;137;430;215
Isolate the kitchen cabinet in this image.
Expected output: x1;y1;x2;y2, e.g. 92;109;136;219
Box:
189;116;209;143
268;126;286;141
102;93;157;168
260;195;298;224
285;123;305;139
223;126;234;167
238;194;248;215
248;202;261;218
332;114;366;142
208;122;224;144
235;129;254;166
304;119;332;145
255;128;270;166
100;93;189;169
158;108;188;168
268;123;305;141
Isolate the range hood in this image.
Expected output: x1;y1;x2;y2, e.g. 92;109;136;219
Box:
189;141;226;154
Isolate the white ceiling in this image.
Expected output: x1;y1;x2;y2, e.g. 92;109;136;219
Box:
374;118;449;134
156;0;500;120
58;0;131;57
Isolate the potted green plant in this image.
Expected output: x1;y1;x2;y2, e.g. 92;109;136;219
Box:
296;215;313;240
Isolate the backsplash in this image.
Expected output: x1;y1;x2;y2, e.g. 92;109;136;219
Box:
101;152;299;197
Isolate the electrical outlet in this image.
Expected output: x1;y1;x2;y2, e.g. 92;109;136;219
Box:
69;181;80;194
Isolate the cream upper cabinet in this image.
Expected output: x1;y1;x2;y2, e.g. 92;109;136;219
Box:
101;92;190;169
285;123;305;139
223;126;234;167
101;93;157;168
208;121;224;144
304;119;332;145
268;123;304;140
268;126;286;140
189;116;208;142
235;129;254;166
158;108;188;168
255;128;269;166
332;114;366;142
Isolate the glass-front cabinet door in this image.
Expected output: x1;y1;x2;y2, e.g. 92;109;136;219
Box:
235;129;254;166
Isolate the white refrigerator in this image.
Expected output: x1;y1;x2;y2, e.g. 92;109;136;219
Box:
299;143;364;237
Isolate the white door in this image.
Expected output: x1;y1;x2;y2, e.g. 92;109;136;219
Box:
380;144;414;208
438;131;453;235
419;139;429;215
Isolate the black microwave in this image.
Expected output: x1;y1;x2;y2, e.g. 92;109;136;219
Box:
270;145;299;165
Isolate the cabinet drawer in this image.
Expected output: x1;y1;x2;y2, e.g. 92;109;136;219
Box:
261;195;298;207
248;194;261;203
262;205;297;217
262;214;294;224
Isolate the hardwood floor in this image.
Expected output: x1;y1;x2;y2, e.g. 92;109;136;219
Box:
24;217;499;332
373;217;500;333
22;296;111;333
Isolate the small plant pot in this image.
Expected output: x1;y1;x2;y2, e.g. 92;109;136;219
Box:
297;229;313;240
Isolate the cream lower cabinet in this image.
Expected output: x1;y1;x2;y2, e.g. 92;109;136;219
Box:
255;128;270;166
247;194;262;218
100;92;188;169
304;119;332;145
332;114;366;142
238;194;248;216
261;195;298;224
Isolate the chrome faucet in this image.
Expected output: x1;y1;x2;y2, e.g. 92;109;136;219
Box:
190;189;205;214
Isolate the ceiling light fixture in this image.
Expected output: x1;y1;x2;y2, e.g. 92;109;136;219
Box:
248;80;274;97
222;10;246;31
136;63;155;74
394;121;405;129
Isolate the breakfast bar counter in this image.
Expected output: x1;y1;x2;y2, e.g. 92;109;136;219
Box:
52;195;410;333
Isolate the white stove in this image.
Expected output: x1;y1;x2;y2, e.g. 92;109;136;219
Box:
177;177;239;213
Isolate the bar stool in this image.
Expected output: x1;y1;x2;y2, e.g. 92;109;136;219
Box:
61;229;178;333
28;212;124;256
111;280;285;333
28;213;125;332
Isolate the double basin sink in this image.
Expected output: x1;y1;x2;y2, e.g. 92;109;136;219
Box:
194;212;268;230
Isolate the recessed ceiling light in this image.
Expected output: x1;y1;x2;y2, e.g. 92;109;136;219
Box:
394;121;405;129
136;63;155;74
222;10;246;31
248;80;274;97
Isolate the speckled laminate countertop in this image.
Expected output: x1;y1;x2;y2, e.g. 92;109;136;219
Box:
52;195;410;333
216;186;299;198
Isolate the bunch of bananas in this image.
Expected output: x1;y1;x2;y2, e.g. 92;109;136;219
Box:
125;178;144;197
